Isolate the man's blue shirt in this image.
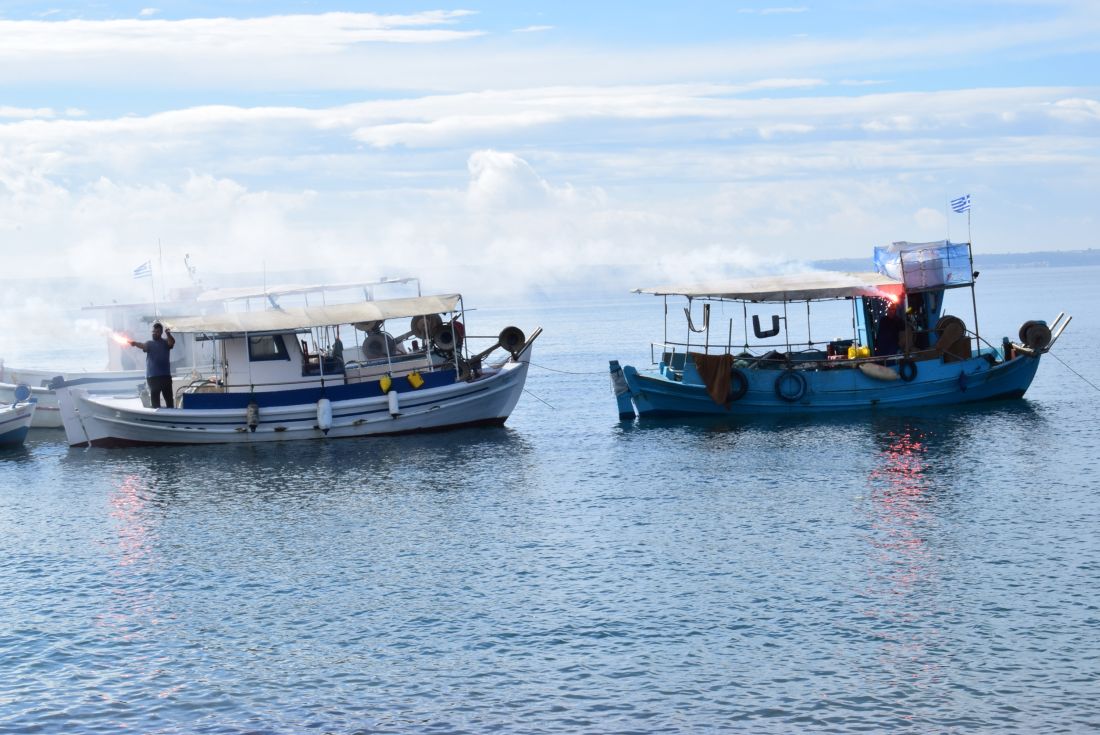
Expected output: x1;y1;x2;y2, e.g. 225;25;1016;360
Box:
143;337;173;377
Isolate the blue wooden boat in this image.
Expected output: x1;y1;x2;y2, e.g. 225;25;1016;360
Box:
610;241;1070;419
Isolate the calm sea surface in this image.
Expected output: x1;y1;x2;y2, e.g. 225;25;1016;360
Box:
2;267;1098;733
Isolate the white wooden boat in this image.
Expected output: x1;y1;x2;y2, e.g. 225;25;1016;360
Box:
54;293;540;447
0;277;418;428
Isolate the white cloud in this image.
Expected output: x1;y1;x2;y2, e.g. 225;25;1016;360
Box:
513;25;554;33
1047;97;1100;122
0;107;55;119
914;207;945;230
0;8;1096;94
139;8;158;17
0;11;482;60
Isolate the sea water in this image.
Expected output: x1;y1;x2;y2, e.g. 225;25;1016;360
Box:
1;267;1098;733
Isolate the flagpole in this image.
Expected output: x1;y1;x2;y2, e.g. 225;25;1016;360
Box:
149;256;158;319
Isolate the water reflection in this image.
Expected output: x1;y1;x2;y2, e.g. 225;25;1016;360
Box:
59;426;538;509
861;420;947;691
93;472;165;652
109;474;156;568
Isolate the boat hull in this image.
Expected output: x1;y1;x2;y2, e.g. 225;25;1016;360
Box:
1;370;154;429
56;346;533;447
0;402;36;446
612;352;1041;418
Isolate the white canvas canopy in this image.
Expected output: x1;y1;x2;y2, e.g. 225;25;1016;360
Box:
636;272;903;302
163;294;461;335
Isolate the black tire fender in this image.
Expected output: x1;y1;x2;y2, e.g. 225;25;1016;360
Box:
728;368;749;402
774;369;807;402
898;359;918;382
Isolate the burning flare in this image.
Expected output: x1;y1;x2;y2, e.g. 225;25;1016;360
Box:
110;332;132;347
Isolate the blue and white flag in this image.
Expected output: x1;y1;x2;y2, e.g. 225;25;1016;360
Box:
950;194;971;214
133;261;152;279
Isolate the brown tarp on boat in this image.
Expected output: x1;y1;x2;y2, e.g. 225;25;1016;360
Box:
691;352;734;407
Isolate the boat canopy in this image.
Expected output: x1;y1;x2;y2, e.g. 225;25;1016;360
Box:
162;294;461;336
636;271;902;303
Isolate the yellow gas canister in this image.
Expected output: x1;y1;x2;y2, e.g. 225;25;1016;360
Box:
408;371;425;389
379;375;392;393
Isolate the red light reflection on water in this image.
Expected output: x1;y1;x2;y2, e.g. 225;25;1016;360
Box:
94;475;168;647
861;427;944;687
110;475;153;568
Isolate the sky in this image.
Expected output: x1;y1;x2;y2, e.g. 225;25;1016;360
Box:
0;0;1098;303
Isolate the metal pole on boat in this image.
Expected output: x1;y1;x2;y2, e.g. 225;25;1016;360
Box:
967;241;981;351
703;303;710;353
663;296;668;349
850;299;858;350
805;301;812;348
742;302;748;351
783;301;790;354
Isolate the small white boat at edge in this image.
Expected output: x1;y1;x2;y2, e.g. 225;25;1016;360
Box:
0;386;37;447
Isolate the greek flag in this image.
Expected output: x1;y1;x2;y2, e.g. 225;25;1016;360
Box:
950;194;971;214
132;261;152;279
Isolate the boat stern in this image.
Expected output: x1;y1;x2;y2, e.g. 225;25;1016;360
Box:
50;378;92;447
609;360;637;420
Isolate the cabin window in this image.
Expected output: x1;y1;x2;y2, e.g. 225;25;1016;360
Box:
248;334;290;362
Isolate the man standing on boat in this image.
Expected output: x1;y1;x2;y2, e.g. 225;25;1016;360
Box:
129;322;176;408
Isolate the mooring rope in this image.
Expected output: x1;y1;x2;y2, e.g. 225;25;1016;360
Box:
1048;351;1100;393
524;361;609;376
522;388;556;409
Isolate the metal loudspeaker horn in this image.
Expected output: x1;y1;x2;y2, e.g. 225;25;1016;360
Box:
410;314;443;342
363;332;397;359
431;322;464;352
498;326;526;358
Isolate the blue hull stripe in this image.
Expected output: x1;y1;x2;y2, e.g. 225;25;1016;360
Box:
180;368;458;409
95;373;495;430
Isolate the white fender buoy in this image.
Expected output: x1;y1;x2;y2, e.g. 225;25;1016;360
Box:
317;398;333;433
858;362;900;382
388;390;400;417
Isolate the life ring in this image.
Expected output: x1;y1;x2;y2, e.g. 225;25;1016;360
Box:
898;359;918;382
728;368;749;402
774;369;806;402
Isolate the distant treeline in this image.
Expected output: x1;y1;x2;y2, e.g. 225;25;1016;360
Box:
814;248;1100;272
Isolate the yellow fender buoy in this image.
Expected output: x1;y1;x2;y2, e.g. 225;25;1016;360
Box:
379;375;392;393
408;370;424;389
